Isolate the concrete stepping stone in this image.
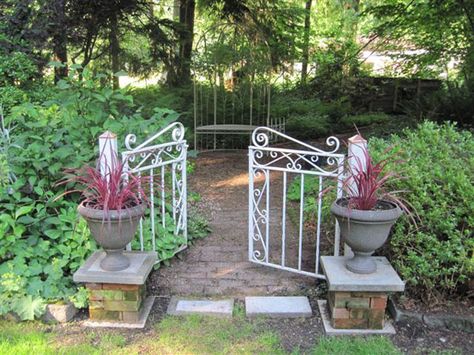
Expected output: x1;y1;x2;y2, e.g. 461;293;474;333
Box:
167;297;234;318
245;296;312;318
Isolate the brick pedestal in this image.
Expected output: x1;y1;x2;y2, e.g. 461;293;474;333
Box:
320;256;405;333
87;283;146;323
73;251;156;328
328;291;387;329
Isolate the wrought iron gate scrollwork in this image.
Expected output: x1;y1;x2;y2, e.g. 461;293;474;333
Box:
122;122;188;262
248;127;345;279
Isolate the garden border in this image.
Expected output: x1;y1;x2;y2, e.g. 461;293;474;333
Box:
388;298;474;333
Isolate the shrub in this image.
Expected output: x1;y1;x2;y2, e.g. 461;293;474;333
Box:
370;121;473;301
0;53;53;113
131;85;193;125
271;94;351;122
0;67;209;319
339;113;389;130
272;94;353;139
285;114;330;138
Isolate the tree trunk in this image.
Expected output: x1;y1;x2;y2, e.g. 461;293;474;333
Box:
301;0;313;85
178;0;195;85
52;0;68;82
109;11;120;89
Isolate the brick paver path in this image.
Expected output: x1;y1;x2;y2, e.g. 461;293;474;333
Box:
151;151;315;296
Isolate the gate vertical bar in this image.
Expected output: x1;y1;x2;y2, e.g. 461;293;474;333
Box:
281;171;287;267
182;145;188;243
161;165;166;228
172;162;176;227
298;173;305;271
248;149;254;261
315;176;323;274
138;170;144;251
265;169;270;263
150;168;156;252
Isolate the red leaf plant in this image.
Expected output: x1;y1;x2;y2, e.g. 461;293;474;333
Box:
341;144;414;221
56;156;153;217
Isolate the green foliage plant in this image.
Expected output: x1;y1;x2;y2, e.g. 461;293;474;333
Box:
339;113;389;130
0;66;210;320
370;121;473;302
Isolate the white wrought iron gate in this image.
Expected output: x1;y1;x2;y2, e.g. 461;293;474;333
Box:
122;122;188;262
248;127;345;279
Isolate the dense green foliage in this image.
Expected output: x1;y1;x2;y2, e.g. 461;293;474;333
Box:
1;0;473;314
274;94;389;138
288;121;473;302
370;122;473;301
0;67;209;320
0;51;52;112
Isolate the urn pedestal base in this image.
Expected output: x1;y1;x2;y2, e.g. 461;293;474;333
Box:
320;256;405;334
73;251;156;328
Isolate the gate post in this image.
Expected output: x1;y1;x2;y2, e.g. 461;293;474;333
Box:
99;131;118;180
348;134;367;195
346;134;368;256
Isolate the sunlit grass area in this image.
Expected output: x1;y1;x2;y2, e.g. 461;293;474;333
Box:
0;316;405;355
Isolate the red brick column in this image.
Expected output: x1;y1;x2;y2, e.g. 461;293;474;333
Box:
328;291;388;329
87;283;146;323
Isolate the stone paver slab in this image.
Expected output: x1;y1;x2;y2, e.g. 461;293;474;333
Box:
317;300;396;335
245;296;312;318
321;256;405;292
167;297;234;318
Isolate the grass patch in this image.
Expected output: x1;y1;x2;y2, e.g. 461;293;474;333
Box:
312;336;401;355
0;319;406;355
0;321;97;354
144;314;284;354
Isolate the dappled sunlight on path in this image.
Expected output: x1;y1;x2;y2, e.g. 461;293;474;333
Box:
150;151;314;296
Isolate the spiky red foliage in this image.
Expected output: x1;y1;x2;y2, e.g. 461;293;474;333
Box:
343;145;412;215
58;159;150;213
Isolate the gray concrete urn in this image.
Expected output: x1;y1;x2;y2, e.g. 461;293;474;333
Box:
78;203;145;271
330;198;402;274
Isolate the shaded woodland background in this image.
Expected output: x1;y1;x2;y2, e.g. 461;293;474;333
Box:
1;0;474;127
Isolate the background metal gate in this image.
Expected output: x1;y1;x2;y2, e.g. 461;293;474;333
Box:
248;127;345;279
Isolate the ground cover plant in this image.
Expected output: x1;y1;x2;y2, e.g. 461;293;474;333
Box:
0;67;209;320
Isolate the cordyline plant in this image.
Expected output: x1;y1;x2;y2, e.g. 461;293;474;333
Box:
56;157;151;214
341;144;414;219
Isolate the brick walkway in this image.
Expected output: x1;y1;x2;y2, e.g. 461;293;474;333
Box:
151;151;315;296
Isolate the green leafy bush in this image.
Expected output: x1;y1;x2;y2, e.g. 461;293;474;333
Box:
132;85;194;126
285;114;331;138
0;52;37;85
0;52;53;112
272;94;353;139
339;113;389;130
271;95;351;122
370;121;473;301
0;67;210;320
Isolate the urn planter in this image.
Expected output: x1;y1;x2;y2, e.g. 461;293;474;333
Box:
78;203;145;271
330;198;402;274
